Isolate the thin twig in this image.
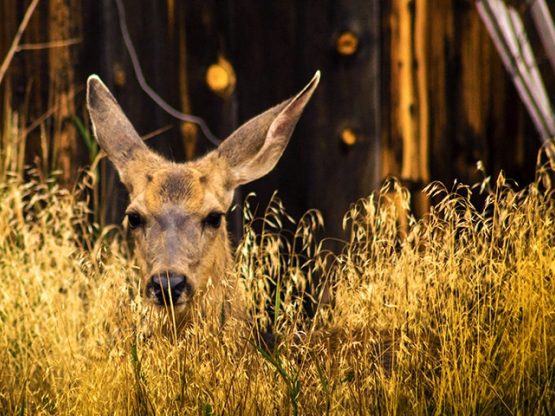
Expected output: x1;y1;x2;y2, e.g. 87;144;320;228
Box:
141;124;174;141
16;37;81;52
0;0;41;85
22;86;85;137
113;0;220;146
90;124;176;171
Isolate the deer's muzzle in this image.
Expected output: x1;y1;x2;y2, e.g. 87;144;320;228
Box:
146;272;190;306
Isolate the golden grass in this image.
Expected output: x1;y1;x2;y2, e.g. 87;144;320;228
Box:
0;161;554;414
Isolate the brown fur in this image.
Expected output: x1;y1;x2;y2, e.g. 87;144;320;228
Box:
87;72;320;327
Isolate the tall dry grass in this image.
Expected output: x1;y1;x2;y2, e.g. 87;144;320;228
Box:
0;116;554;413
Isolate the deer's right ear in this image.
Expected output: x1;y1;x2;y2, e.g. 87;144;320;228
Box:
87;75;163;191
215;71;320;188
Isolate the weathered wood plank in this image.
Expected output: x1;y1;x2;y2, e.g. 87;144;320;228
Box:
229;0;382;241
0;0;543;234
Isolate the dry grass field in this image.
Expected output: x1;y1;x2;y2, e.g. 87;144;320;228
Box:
0;147;554;414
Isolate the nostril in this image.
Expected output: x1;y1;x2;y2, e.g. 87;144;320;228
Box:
171;275;187;292
147;273;189;305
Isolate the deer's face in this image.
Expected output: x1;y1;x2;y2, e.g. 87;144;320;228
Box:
86;72;319;313
125;161;233;308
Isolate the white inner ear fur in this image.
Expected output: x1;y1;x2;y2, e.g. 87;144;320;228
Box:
220;71;320;188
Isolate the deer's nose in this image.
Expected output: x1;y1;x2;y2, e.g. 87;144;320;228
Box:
147;273;189;305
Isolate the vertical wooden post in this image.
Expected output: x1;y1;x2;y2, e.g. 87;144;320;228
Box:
427;3;454;185
414;0;429;186
177;6;198;161
389;0;430;221
48;0;81;184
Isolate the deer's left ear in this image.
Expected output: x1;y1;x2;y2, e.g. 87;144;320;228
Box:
216;71;320;187
86;75;166;192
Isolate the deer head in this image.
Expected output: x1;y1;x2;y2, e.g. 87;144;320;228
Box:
86;72;320;318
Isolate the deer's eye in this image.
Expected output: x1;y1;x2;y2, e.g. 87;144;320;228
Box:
126;212;144;230
203;212;223;229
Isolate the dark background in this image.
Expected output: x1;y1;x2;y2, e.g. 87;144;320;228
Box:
1;0;551;241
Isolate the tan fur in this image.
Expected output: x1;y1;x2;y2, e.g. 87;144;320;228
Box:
86;72;320;327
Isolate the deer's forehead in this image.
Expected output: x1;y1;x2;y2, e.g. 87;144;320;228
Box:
142;165;228;213
143;167;201;211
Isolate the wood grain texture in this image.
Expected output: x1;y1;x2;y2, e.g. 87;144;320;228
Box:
0;0;544;237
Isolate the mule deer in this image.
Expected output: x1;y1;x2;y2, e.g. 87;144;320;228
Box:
86;71;320;326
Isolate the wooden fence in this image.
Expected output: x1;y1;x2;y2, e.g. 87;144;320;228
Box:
1;0;548;239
